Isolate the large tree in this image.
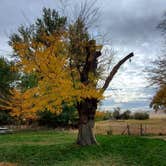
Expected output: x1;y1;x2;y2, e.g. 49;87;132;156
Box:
0;57;19;124
0;57;19;108
149;57;166;110
148;12;166;111
9;8;134;145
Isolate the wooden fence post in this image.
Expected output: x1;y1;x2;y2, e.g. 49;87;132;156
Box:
145;124;147;135
140;124;143;136
127;124;130;135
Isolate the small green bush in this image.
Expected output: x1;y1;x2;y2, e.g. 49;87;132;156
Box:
112;107;121;120
103;112;112;120
37;104;78;128
133;112;149;120
0;110;13;125
120;110;131;120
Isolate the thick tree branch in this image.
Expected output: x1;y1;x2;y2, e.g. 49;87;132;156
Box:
101;52;134;92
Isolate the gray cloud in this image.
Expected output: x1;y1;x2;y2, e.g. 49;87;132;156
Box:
99;0;165;40
0;0;165;52
0;0;165;110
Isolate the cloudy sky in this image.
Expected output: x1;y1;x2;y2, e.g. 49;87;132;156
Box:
0;0;165;111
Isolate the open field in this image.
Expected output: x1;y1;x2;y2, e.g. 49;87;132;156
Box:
0;130;166;166
150;112;166;119
95;119;166;135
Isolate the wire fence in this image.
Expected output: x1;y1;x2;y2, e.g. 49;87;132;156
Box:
95;122;166;136
113;124;166;136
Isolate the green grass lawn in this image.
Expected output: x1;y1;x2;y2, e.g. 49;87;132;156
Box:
0;131;166;166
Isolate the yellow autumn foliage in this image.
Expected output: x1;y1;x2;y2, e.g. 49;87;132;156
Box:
7;32;103;119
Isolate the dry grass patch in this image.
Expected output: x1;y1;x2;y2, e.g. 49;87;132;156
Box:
95;119;166;135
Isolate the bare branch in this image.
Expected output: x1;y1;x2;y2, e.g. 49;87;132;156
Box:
73;0;100;28
101;52;134;92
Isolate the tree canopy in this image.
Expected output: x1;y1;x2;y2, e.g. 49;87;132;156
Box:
148;12;166;110
7;8;103;119
1;7;133;145
0;57;19;109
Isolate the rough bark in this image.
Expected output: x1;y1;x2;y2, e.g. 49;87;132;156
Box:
77;119;97;145
76;42;134;146
76;98;98;146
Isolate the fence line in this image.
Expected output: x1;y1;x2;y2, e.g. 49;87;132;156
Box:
110;123;166;136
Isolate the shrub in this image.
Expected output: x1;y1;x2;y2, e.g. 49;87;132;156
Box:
120;110;131;120
37;104;78;128
103;112;112;120
37;110;57;127
133;112;149;120
0;110;13;125
95;111;112;121
112;107;121;119
95;111;105;121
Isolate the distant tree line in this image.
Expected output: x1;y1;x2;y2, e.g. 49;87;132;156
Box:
112;107;149;120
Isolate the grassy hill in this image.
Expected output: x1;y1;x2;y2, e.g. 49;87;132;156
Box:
0;130;166;166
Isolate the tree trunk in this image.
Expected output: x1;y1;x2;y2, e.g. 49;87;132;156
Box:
76;98;98;146
77;119;97;145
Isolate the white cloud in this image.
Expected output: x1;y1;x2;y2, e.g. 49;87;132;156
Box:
100;44;156;108
0;0;164;110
